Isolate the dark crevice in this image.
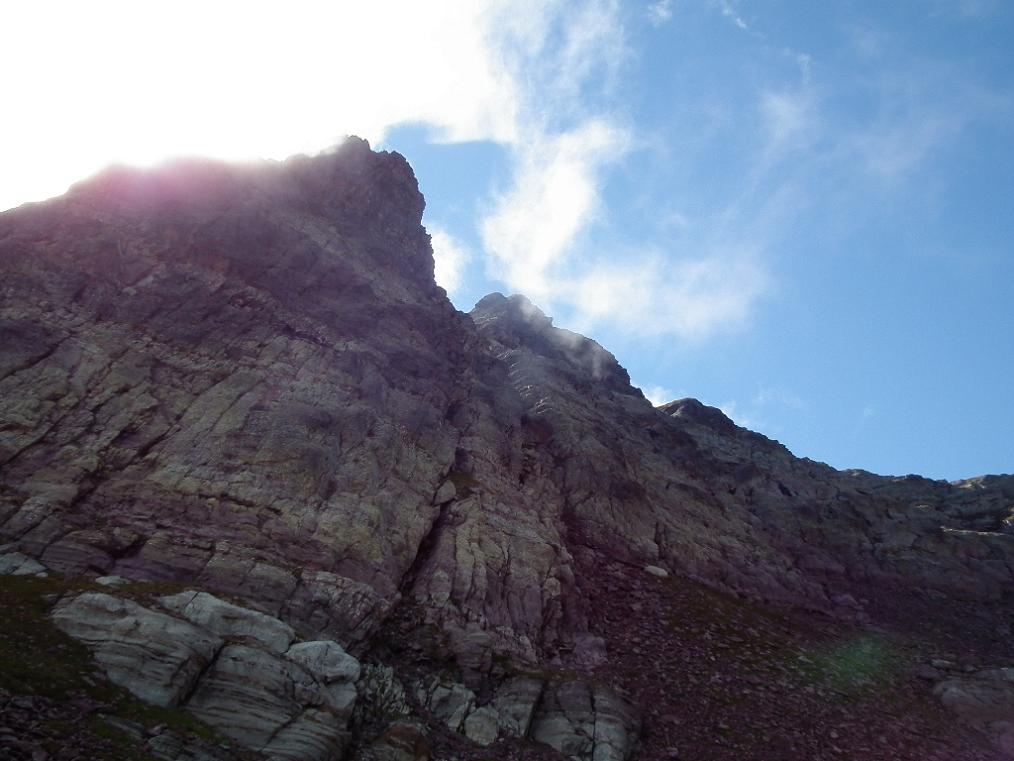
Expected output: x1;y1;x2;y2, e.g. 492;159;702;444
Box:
397;498;456;598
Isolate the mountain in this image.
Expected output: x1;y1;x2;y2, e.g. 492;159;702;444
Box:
1;138;1013;761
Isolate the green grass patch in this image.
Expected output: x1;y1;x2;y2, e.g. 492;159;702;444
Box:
0;574;98;700
797;634;903;695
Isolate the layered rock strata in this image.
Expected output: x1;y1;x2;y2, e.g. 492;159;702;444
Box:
2;139;1013;759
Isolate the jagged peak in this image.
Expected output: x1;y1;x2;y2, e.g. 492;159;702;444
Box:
471;291;552;331
41;136;423;227
658;397;737;433
470;292;639;397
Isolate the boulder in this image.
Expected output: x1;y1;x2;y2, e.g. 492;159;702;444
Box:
0;551;46;576
934;668;1014;756
529;680;640;761
491;677;544;738
185;644;354;759
286;640;361;684
934;667;1014;725
463;706;499;746
51;593;221;706
415;678;475;731
159;591;296;653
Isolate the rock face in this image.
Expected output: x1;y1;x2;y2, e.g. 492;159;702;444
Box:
2;138;1014;760
50;588;361;759
51;592;223;706
935;668;1014;756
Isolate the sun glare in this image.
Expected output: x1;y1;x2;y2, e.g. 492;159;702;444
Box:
1;1;515;212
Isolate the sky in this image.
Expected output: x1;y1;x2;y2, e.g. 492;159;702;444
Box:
3;1;1012;480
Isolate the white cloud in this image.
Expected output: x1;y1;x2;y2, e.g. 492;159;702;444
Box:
753;388;808;411
480;121;630;302
0;0;524;211
849;23;887;59
1;0;771;346
715;0;749;30
718;400;760;429
795;53;813;83
647;0;674;26
852;115;960;182
429;226;472;295
641;384;680;406
851;404;877;438
838;66;1008;185
760;89;815;154
473;1;767;343
565;249;769;341
714;387;809;435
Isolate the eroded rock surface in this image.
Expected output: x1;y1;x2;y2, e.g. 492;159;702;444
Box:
936;668;1014;756
51;592;222;707
160;590;296;653
3;139;1014;760
49;586;361;759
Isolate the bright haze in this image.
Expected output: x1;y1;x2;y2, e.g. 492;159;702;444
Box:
4;1;1012;480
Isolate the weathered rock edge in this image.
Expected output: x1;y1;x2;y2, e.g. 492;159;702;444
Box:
2;138;1014;760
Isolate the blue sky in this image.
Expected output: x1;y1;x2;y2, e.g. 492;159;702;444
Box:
3;1;1012;479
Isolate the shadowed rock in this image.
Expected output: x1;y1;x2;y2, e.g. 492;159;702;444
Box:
3;139;1014;761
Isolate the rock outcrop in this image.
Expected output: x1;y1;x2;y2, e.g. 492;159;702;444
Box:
50;588;360;759
2;138;1013;760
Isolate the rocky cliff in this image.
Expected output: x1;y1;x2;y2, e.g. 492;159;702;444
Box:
2;138;1013;761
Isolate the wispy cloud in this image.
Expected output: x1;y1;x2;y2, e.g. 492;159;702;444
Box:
839;65;1010;185
715;0;749;30
754;389;809;412
641;384;680;406
476;2;774;342
759;89;817;157
429;226;472;296
930;0;1000;19
0;1;525;210
718;400;760;429
481;120;630;301
565;249;768;340
851;404;877;439
718;388;809;435
647;0;674;27
2;1;769;345
852;116;960;182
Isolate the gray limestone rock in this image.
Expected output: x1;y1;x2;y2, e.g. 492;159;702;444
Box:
0;551;46;576
185;643;353;759
415;677;475;731
491;677;544;738
935;667;1014;724
463;705;500;746
355;665;412;730
95;575;130;588
159;590;296;653
51;593;222;706
286;640;361;684
145;730;240;761
5;136;1014;761
529;680;640;761
935;668;1014;756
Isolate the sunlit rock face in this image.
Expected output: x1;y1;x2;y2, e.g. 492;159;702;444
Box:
2;138;1014;760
